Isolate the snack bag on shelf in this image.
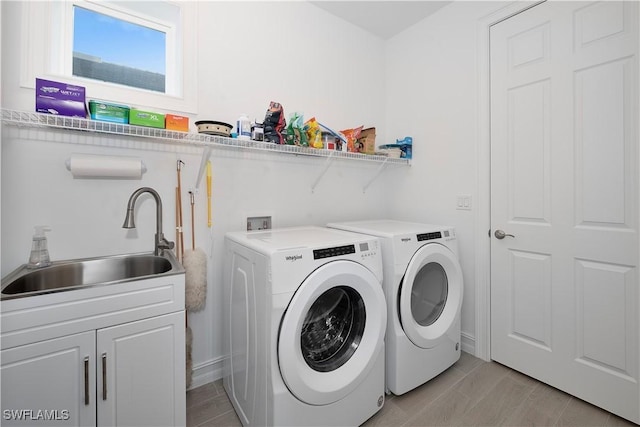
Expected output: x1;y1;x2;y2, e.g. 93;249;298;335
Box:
263;101;286;144
285;112;308;146
305;117;323;149
340;126;364;152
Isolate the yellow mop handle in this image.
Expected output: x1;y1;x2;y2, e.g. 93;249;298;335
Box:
206;161;212;228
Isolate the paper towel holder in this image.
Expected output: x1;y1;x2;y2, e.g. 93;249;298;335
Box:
65;154;148;179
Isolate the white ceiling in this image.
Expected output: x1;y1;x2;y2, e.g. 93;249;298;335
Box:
309;1;451;40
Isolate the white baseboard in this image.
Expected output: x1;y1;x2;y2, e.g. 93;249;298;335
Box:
190;334;477;391
188;355;226;390
461;331;476;356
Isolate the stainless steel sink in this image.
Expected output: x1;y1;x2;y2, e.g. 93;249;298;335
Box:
1;251;184;300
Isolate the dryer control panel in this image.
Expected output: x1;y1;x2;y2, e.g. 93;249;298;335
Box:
417;229;455;242
417;231;442;241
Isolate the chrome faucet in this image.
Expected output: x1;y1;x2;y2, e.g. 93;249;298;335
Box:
122;187;175;256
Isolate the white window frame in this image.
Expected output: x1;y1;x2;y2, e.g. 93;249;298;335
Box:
20;0;197;114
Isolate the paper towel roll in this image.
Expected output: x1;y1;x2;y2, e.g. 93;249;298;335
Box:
66;154;147;179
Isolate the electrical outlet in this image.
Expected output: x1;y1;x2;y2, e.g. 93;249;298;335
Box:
247;216;272;231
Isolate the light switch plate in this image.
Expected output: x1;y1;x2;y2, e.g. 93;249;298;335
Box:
456;195;472;211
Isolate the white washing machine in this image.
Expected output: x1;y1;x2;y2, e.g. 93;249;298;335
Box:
327;220;463;395
223;226;387;426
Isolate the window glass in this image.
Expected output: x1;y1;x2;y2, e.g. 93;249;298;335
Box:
72;6;166;92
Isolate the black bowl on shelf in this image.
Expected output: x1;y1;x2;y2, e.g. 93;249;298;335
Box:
194;120;233;137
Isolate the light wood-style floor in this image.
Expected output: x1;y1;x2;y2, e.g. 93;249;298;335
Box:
186;352;638;427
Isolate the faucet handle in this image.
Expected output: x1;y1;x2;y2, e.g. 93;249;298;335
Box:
155;233;175;255
159;238;175;251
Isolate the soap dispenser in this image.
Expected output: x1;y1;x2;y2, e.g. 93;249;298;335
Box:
27;226;51;269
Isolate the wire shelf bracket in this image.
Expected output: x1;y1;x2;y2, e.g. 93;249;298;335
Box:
363;157;390;193
310;151;336;193
194;146;212;192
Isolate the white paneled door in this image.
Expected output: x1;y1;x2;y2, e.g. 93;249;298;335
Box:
490;1;639;423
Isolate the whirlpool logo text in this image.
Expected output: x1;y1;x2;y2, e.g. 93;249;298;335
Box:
286;255;303;262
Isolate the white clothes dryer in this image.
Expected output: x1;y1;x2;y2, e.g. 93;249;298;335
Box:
223;226;387;426
327;220;463;395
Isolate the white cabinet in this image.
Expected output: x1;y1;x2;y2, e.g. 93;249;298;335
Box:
97;312;185;427
1;331;97;426
1;312;185;427
1;273;186;427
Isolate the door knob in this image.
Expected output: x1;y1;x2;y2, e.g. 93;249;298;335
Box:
494;229;515;239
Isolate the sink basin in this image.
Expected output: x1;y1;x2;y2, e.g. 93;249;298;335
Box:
1;251;184;300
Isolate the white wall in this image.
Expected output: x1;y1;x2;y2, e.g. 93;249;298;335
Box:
1;1;400;388
384;1;503;351
1;0;509;386
196;1;390;135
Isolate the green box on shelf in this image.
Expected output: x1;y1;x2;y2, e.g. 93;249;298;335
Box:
129;108;165;129
88;100;129;124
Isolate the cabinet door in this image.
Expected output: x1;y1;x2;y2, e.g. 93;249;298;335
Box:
96;311;185;427
1;331;96;427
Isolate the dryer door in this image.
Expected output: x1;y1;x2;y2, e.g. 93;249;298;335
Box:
278;260;386;406
398;243;463;349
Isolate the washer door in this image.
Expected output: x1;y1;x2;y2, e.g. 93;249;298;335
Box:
398;243;463;349
278;260;386;406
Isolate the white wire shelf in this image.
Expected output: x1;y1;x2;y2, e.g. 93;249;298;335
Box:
1;109;411;166
2;109;410;193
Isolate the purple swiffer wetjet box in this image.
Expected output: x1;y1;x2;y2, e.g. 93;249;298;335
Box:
36;78;87;118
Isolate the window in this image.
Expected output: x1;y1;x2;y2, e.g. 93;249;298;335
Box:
20;1;197;114
72;6;167;93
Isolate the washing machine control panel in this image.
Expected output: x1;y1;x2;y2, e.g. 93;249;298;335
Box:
358;241;378;259
312;241;379;260
313;244;356;259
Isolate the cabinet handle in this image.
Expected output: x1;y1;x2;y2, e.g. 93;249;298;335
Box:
102;353;107;401
84;357;90;405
